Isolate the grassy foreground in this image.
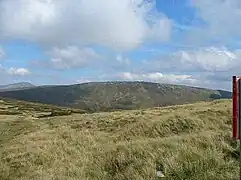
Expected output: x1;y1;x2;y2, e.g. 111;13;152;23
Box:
0;99;239;179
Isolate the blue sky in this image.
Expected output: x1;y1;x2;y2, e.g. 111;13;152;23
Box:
0;0;241;90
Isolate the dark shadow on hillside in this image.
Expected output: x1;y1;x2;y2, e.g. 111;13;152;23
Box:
209;90;232;100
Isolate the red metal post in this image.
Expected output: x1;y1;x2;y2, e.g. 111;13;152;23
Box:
233;76;239;139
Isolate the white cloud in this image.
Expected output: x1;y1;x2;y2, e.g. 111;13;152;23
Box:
48;46;102;69
7;67;31;76
178;47;240;72
147;17;172;42
76;79;92;84
0;0;172;51
144;47;241;73
126;46;241;90
119;72;197;85
188;0;241;45
0;64;4;71
116;55;130;65
105;54;132;71
0;46;5;59
53;46;241;90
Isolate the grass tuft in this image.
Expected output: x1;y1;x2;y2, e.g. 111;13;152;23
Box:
0;99;238;179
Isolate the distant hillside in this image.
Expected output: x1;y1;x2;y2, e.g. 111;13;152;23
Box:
0;81;232;112
0;82;35;92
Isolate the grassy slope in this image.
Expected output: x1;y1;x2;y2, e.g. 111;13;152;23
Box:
0;98;238;180
0;81;232;112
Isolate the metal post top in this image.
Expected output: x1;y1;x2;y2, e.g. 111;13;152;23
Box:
233;76;241;79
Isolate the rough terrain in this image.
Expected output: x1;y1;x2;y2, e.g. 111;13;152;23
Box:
0;98;238;180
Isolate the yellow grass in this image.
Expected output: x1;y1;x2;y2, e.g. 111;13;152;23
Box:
0;99;239;179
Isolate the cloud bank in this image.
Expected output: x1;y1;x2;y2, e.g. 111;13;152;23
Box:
0;0;172;51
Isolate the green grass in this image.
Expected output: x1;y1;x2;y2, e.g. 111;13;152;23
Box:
0;98;238;179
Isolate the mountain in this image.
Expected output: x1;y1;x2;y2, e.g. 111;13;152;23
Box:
0;82;35;92
0;98;238;179
0;81;232;112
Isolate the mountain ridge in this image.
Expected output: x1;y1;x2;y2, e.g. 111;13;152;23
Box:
0;82;35;92
0;81;232;112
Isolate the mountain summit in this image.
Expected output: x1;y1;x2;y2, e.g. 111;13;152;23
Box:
0;82;35;92
0;81;232;112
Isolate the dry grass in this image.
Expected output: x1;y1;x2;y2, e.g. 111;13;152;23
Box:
0;99;239;179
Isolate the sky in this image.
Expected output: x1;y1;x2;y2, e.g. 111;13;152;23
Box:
0;0;241;91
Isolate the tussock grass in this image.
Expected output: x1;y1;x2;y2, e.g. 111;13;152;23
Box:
0;98;86;118
0;99;239;179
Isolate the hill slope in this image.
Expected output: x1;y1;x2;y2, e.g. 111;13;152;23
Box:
0;82;35;92
0;99;238;179
0;81;232;112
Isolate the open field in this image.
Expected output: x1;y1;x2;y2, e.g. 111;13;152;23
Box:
0;98;239;180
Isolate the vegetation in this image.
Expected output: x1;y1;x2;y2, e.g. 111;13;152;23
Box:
0;82;35;92
0;81;232;112
0;97;86;118
0;98;238;179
